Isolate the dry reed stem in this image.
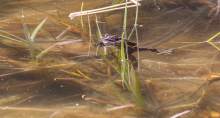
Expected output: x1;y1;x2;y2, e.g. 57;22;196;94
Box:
170;110;191;118
36;40;82;59
142;60;218;66
130;0;141;5
56;27;71;40
0;70;31;78
70;2;132;15
0;21;38;25
69;1;141;19
58;20;90;39
1;79;11;88
0;95;22;105
93;73;122;80
85;97;122;106
23;10;59;18
208;6;220;16
0;55;29;68
8;1;51;5
52;93;83;102
106;104;137;112
87;14;91;56
59;36;76;41
89;63;105;74
162;89;206;110
156;92;192;109
58;20;82;33
205;0;220;31
0;106;109;118
55;78;103;93
12;95;41;107
0;80;45;90
148;77;205;80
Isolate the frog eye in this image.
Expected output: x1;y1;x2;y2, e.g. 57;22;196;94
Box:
105;34;109;37
114;35;119;41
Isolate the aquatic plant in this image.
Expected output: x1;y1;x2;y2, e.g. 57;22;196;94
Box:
91;0;145;107
22;10;47;61
1;0;220;117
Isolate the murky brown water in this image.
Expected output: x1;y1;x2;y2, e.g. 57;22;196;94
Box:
0;0;220;118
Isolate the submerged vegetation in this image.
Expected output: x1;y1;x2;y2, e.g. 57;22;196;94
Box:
0;0;220;117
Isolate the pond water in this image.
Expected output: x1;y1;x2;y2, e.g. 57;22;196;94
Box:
0;0;220;118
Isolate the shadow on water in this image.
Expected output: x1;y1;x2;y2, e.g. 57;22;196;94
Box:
0;0;220;117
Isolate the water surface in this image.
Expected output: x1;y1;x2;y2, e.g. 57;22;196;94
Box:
0;0;220;117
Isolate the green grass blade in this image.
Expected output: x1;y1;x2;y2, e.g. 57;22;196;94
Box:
60;69;83;77
119;0;126;4
112;0;116;5
108;47;121;70
0;34;29;47
0;30;27;43
134;0;140;71
23;23;36;59
130;64;145;107
95;14;103;40
36;40;81;61
0;38;26;47
22;9;36;59
87;14;92;42
0;30;42;51
30;17;48;42
206;32;220;42
207;42;220;50
122;0;128;39
120;0;128;88
76;68;97;81
98;49;121;74
60;69;96;81
80;2;84;28
36;43;56;61
108;67;127;103
128;27;135;40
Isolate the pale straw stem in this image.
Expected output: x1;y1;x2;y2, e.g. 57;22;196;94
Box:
69;3;141;19
130;0;141;5
71;2;133;15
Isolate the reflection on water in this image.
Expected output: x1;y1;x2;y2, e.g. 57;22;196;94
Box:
0;0;220;117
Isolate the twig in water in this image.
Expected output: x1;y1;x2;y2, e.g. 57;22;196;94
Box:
69;1;141;19
170;110;191;118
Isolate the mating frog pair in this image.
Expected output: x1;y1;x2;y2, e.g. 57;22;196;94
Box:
94;34;174;55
